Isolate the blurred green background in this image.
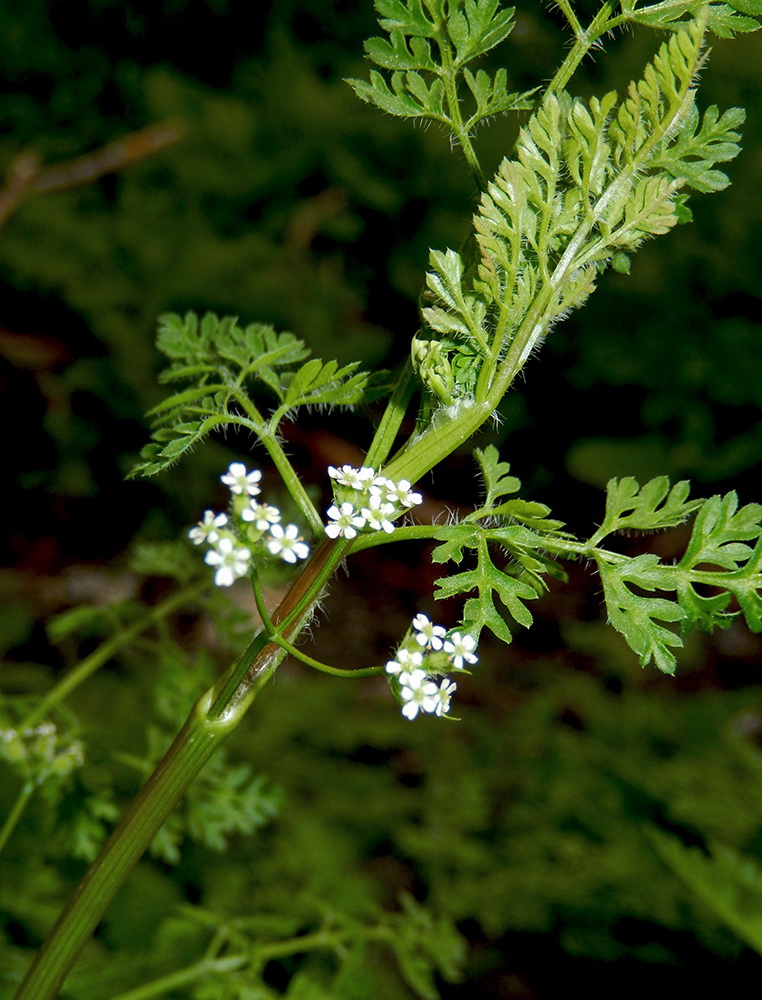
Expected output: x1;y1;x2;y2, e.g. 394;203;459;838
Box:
2;1;762;997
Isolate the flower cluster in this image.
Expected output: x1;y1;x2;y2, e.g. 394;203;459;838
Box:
189;462;310;587
0;721;84;784
325;465;423;540
385;614;478;720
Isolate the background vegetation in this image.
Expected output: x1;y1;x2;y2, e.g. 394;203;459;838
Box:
2;1;762;996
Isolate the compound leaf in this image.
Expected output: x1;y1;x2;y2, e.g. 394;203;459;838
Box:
130;313;374;478
594;476;703;540
347;0;532;148
597;553;687;674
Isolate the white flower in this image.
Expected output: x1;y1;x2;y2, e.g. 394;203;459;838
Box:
383;478;423;508
325;502;366;539
205;537;251;587
385;647;423;675
371;475;391;491
412;613;447;650
398;647;424;669
242;501;281;531
432;679;457;717
399;669;439;720
361;495;395;534
443;632;478;669
328;464;376;490
266;523;310;564
221;462;262;497
188;510;228;546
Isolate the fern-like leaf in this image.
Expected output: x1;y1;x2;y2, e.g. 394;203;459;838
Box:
620;1;761;36
472;444;521;509
652;103;745;192
347;0;534;141
433;545;538;643
130;313;374;478
589;479;762;671
592;476;704;541
422;19;745;403
597;553;687;675
432;447;570;642
676;493;762;632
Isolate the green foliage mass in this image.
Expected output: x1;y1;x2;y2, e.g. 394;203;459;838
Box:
347;0;536;155
8;627;762;996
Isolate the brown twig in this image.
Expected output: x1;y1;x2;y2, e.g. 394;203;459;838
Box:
0;119;185;230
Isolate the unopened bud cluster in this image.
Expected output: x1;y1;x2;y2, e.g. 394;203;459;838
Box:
189;462;310;587
385;614;478;720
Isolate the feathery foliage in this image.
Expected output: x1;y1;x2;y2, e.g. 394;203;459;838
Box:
617;0;762;36
131;313;373;479
432;446;570;641
421;19;745;411
590;480;762;673
346;0;536;150
431;452;762;674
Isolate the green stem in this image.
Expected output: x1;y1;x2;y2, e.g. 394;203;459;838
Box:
261;430;324;536
0;781;35;857
108;955;248;1000
364;360;417;471
430;15;487;190
12;686;253;1000
553;0;583;38
383;397;494;484
269;634;384;678
255;927;345;961
230;388;323;536
207;537;350;719
14;535;348;999
349;523;444;552
250;572;382;678
109;923;362;1000
545;2;618;97
442;68;487;191
20;581;208;732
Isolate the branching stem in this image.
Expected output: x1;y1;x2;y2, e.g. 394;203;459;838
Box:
431;12;488;189
250;570;383;678
20;580;209;732
546;2;619;97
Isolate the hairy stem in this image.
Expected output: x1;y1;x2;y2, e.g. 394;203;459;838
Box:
230;389;324;536
546;1;618;96
430;11;487;190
